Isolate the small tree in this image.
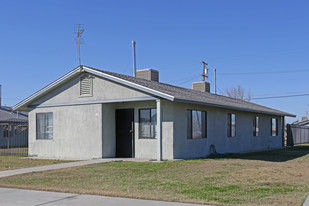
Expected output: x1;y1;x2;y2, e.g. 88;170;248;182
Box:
225;85;252;101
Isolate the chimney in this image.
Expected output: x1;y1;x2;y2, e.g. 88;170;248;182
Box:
0;84;2;107
302;116;308;121
136;69;159;82
192;81;210;93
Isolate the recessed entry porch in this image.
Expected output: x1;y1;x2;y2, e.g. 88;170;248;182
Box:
102;99;162;160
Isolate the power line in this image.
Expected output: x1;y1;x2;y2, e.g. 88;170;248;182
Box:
168;74;202;84
253;90;309;97
176;74;201;86
208;76;224;94
1;98;22;100
248;93;309;100
218;69;309;76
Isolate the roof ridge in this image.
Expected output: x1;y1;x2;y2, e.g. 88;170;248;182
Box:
84;66;284;109
83;65;295;117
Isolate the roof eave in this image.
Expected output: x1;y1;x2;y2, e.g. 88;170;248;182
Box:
174;98;296;117
13;67;82;111
13;66;175;111
82;66;175;101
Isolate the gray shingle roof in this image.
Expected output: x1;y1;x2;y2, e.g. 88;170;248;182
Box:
0;106;28;123
87;66;295;117
292;119;309;126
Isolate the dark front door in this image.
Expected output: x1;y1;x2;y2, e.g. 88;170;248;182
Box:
116;109;134;157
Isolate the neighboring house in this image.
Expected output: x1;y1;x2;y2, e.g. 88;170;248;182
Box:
292;117;309;127
287;117;309;146
0;106;28;148
13;66;295;160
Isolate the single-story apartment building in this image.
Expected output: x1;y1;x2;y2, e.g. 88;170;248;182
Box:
13;65;295;160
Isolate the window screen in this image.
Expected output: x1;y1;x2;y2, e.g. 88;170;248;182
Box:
187;110;207;139
139;109;157;139
36;113;53;140
271;118;278;136
227;113;236;137
253;116;259;136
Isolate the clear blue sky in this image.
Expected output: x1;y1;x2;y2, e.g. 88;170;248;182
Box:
1;0;308;123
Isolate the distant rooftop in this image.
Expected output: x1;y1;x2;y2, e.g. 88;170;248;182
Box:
0;106;28;123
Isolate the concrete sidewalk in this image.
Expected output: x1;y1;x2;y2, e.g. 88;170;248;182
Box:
303;195;309;206
0;188;209;206
0;158;150;178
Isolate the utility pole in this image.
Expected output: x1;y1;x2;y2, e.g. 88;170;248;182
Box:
76;24;84;68
213;69;217;94
201;61;208;81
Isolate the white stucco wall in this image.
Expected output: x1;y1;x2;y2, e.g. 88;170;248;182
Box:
28;104;103;160
172;102;283;159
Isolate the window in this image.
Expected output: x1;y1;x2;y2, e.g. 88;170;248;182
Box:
80;74;93;96
187;110;207;139
253;116;259;136
36;113;53;140
271;118;278;136
227;113;236;137
139;109;157;139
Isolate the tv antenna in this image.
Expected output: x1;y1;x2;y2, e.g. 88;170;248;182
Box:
75;24;84;67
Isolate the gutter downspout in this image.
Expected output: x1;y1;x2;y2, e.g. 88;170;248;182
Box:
156;99;162;161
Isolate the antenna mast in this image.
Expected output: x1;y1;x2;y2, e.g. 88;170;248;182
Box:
132;41;136;77
75;24;84;67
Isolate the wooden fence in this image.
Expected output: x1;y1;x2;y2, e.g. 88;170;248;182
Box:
287;124;309;146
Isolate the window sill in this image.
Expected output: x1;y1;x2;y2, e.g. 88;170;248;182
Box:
36;139;53;141
187;138;207;140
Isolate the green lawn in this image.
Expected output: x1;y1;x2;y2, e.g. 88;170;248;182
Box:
0;147;309;205
0;156;70;171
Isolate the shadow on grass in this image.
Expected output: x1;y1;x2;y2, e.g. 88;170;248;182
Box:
209;146;309;162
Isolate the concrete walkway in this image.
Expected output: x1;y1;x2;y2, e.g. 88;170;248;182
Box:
303;195;309;206
0;158;150;178
0;188;208;206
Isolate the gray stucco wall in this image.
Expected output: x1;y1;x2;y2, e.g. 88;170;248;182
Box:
31;73;150;106
112;100;169;160
26;71;284;160
102;103;115;158
28;104;103;160
172;102;283;159
101;100;174;160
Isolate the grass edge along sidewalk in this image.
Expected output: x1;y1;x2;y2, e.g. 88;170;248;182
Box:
0;146;309;205
0;155;71;171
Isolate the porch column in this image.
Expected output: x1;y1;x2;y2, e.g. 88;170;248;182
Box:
156;99;162;161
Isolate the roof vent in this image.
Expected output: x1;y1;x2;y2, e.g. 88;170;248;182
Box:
80;74;93;96
192;81;210;93
136;69;159;82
